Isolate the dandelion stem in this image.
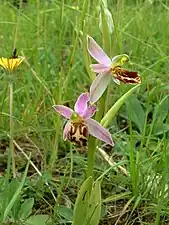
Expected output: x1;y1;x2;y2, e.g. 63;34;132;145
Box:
9;80;16;178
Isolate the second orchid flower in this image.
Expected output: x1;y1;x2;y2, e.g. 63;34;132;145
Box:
87;36;141;104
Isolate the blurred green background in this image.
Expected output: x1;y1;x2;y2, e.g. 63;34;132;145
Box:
0;0;169;224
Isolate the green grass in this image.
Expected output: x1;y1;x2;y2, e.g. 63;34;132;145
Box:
0;0;169;224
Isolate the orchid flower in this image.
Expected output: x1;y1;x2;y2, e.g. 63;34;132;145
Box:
87;36;141;104
0;49;24;71
53;93;114;147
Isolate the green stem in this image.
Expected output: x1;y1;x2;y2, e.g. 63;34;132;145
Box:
87;136;96;179
87;91;107;180
63;0;90;95
95;91;107;122
13;0;22;49
111;0;122;55
104;0;122;114
9;81;16;178
48;69;62;171
36;0;40;48
86;0;112;180
48;0;64;172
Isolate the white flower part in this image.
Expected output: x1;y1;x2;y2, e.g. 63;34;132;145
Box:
90;72;111;104
112;78;120;85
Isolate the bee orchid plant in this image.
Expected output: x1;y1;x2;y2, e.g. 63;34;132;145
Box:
53;36;141;149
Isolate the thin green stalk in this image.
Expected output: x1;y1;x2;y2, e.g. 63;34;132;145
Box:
155;140;168;225
48;69;62;171
13;0;22;49
9;80;16;178
48;0;64;172
95;90;107;122
86;95;107;179
36;0;40;48
98;2;112;119
111;0;122;55
63;0;90;95
104;0;122;114
87;136;96;179
66;144;73;188
86;1;112;180
54;164;70;211
82;21;95;82
6;0;22;180
6;132;11;182
34;0;40;74
128;106;138;196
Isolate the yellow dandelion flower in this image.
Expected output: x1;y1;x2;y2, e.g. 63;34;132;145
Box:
0;49;24;71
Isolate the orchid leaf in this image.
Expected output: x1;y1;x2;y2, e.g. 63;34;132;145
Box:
72;176;92;225
85;181;101;225
101;85;140;128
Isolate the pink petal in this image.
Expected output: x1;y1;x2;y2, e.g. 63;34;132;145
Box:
63;121;71;141
53;105;73;119
85;118;114;146
83;105;97;119
87;36;111;65
90;72;111;104
90;64;110;73
74;93;89;117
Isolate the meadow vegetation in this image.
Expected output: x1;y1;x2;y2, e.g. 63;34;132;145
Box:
0;0;169;224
